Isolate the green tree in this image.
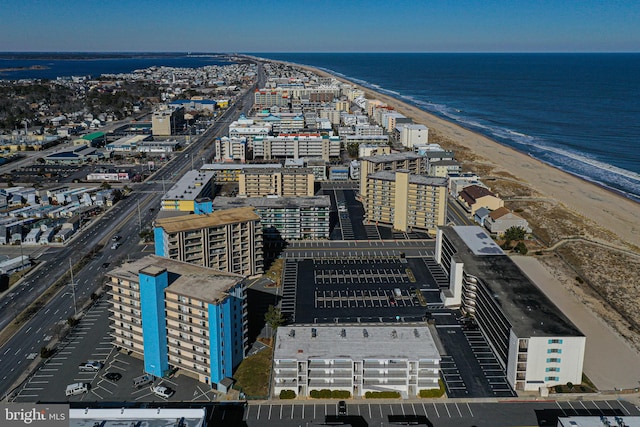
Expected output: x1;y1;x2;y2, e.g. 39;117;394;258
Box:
264;305;284;335
504;226;527;241
515;242;528;255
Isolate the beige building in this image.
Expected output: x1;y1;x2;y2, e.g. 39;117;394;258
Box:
458;184;504;215
252;134;340;161
238;168;315;197
152;106;185;136
363;170;447;235
154;207;263;277
359;152;426;200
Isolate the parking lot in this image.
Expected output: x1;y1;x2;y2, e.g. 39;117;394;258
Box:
231;399;640;427
11;297;218;403
285;257;441;324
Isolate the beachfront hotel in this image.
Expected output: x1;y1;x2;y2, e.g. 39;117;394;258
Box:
212;196;331;240
238;167;315;197
358;152;426;201
273;325;441;399
362;170;448;235
201;162;282;183
107;255;247;386
435;226;586;392
153;207;263;277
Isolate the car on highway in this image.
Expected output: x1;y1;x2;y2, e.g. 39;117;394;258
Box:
152;385;174;399
101;262;110;268
112;235;122;241
110;242;121;250
104;372;122;382
79;361;103;372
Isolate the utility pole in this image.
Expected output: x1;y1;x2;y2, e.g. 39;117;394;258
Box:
69;259;77;316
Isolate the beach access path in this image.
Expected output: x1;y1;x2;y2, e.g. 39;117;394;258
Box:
513;255;640;391
299;64;640;249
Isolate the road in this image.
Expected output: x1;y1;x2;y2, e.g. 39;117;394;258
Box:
0;65;262;399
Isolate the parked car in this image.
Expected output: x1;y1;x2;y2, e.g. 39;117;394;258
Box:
338;400;347;415
132;374;154;388
79;361;103;372
104;372;122;382
152;385;174;399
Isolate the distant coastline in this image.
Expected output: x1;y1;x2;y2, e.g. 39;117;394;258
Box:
0;64;49;74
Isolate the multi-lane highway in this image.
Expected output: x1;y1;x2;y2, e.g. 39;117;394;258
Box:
0;68;261;399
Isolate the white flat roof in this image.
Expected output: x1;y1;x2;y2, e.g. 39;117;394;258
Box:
274;324;440;362
453;225;504;256
69;407;206;427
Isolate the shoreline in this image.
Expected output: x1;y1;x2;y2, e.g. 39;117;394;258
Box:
281;60;640;249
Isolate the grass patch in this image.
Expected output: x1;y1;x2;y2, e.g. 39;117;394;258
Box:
234;346;273;398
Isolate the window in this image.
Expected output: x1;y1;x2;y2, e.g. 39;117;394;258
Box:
548;339;563;344
545;376;559;381
546;367;560;372
546;358;561;363
547;349;562;354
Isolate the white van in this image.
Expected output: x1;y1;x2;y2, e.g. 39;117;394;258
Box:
65;382;89;396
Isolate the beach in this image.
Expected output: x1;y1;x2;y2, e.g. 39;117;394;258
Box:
301;65;640;249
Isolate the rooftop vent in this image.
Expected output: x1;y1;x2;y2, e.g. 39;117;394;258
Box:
414;329;420;338
289;329;295;338
311;328;317;338
340;329;346;338
363;329;368;338
391;330;398;339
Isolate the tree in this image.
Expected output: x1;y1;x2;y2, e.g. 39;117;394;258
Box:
100;182;112;190
264;305;284;334
515;242;528;255
503;226;527;241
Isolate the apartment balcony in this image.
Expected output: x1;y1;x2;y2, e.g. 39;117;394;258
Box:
109;330;144;347
363;379;406;386
308;360;352;369
308;379;352;388
167;344;210;360
307;371;353;378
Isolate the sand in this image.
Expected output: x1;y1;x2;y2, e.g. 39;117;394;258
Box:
297;64;640;249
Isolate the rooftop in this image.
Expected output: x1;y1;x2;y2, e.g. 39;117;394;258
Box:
443;226;583;337
69;407;206;427
108;255;244;304
155;207;260;233
361;152;423;163
241;167;313;175
202;163;282;171
274;324;440;362
162;169;215;201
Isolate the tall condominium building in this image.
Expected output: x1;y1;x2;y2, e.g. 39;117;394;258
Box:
238;168;315;197
107;255;247;386
363;170;447;235
212;196;330;240
152;106;185;136
435;226;586;392
214;136;247;163
254;89;290;109
154;207;263;277
359;152;426;200
273;325;441;399
252;134;340;162
160;170;215;212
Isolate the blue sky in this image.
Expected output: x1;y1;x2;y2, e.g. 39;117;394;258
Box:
3;0;639;52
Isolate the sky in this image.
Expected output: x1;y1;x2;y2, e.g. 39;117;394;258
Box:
2;0;639;52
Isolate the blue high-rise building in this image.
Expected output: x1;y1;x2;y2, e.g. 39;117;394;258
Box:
107;255;248;386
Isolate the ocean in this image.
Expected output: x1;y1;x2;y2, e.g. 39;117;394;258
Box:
2;52;639;202
256;53;640;202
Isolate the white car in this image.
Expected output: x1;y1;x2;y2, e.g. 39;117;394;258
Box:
152;385;174;399
79;361;103;372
